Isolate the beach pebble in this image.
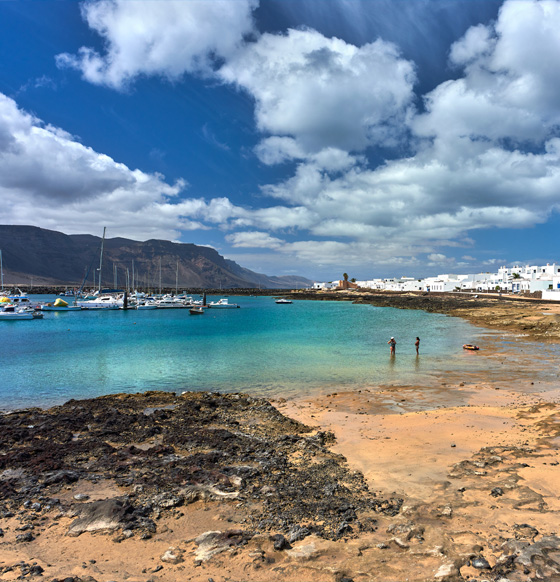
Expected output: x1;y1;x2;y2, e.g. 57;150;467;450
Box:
434;561;459;578
472;556;491;569
270;533;291;550
439;505;453;517
289;525;311;543
73;493;90;501
161;547;184;564
15;532;34;543
491;487;504;497
336;521;353;537
285;543;319;561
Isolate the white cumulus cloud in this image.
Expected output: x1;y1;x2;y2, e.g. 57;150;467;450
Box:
56;0;258;89
226;231;284;249
220;28;416;155
0;92;209;239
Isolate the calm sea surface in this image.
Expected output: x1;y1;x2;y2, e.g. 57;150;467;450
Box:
1;295;557;411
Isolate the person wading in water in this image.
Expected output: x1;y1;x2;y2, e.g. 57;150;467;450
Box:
388;337;396;355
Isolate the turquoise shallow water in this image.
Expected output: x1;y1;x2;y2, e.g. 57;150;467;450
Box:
3;294;555;411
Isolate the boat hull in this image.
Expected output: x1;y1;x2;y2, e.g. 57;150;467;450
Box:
78;304;120;310
41;305;82;311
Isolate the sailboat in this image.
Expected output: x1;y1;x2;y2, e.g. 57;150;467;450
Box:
76;228;123;309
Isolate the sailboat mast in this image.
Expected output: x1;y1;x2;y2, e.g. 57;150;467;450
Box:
175;260;178;295
159;257;162;295
98;226;106;293
0;249;3;291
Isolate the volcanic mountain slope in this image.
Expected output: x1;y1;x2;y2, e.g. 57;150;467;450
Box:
0;225;312;289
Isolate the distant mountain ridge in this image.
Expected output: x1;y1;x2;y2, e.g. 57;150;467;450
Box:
0;225;313;289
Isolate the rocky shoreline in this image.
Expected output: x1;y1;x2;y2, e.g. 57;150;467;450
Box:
0;391;400;581
2;386;560;581
285;290;560;342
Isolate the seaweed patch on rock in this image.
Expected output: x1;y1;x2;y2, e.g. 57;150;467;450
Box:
0;391;396;542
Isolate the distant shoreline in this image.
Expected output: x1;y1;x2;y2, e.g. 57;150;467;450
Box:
283;289;560;342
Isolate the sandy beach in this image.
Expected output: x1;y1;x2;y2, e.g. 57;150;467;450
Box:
1;296;560;582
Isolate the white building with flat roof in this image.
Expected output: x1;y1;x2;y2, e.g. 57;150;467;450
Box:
312;262;560;298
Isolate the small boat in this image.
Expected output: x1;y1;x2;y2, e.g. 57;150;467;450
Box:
189;306;205;315
463;344;479;351
41;297;82;311
208;298;239;309
0;305;43;320
275;298;292;304
136;301;157;310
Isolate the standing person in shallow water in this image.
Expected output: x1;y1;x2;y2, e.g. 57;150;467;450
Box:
415;337;420;355
388;337;396;355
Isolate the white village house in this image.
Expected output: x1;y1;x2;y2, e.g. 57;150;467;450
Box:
313;263;560;300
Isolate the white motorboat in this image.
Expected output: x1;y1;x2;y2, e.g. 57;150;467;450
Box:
155;297;187;308
0;304;43;320
0;289;32;307
208;298;240;309
77;293;123;309
275;298;293;304
136;300;158;310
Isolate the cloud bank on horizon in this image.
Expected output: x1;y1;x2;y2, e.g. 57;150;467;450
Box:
1;0;560;278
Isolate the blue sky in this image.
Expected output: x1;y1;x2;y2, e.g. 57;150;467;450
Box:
1;0;559;281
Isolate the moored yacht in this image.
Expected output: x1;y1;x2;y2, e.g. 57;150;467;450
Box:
155;296;187;308
0;304;43;320
0;289;32;307
77;291;124;309
208;298;240;309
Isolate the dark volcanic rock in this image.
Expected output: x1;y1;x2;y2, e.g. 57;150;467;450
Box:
0;391;393;541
